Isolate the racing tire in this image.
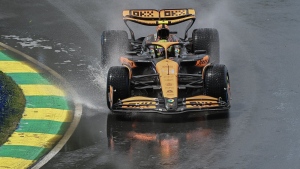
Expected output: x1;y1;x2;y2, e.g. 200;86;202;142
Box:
203;64;230;104
106;66;130;110
101;30;129;66
192;28;220;63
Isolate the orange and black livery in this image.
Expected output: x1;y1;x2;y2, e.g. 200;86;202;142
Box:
102;8;231;115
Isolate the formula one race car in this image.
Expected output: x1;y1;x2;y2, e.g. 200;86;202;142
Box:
102;8;231;115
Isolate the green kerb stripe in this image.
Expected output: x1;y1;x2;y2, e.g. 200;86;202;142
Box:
0;145;48;160
17;119;70;135
0;52;15;61
7;73;51;84
26;96;69;110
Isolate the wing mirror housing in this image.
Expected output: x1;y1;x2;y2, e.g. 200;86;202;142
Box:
126;51;138;55
194;50;206;54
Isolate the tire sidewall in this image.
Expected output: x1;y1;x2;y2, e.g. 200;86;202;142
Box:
203;64;230;104
192;28;220;63
106;66;130;109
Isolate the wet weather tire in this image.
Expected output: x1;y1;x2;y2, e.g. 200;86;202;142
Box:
101;30;129;66
192;28;220;63
204;64;230;104
106;66;130;109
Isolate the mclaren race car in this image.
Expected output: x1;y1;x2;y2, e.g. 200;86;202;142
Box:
102;8;231;114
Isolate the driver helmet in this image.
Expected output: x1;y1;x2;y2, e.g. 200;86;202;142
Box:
156;24;170;40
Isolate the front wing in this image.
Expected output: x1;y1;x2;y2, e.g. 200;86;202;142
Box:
111;95;230;115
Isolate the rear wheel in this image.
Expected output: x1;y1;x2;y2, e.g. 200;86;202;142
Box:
192;28;220;63
203;64;230;104
101;30;129;66
106;66;130;109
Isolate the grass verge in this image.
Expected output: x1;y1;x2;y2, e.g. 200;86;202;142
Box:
0;71;26;145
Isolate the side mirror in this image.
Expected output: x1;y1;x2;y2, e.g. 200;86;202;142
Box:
194;50;206;54
126;51;138;55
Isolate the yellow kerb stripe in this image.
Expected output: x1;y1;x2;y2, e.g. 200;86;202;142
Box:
0;157;35;169
0;61;38;73
23;108;72;122
4;132;62;148
19;85;65;96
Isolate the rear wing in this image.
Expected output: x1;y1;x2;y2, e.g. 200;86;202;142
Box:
123;9;196;40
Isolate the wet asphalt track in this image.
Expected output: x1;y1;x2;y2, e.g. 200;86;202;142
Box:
1;0;300;168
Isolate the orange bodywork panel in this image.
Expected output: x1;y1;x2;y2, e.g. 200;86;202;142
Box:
159;9;195;18
195;55;209;67
121;96;157;109
185;95;220;108
156;59;179;99
151;42;179;49
123;9;160;19
122;9;196;26
122;96;157;102
109;85;113;108
120;57;136;79
120;57;137;69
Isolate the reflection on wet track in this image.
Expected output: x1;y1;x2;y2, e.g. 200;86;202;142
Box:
44;109;230;168
106;113;230;168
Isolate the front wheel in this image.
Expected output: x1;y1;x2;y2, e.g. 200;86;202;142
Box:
106;66;130;109
203;64;230;105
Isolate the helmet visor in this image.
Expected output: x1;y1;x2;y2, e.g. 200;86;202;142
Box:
157;28;169;39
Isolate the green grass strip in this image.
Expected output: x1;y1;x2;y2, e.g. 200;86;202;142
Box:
16;119;70;135
0;145;48;160
0;52;15;61
6;73;51;85
25;96;69;110
0;71;26;145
